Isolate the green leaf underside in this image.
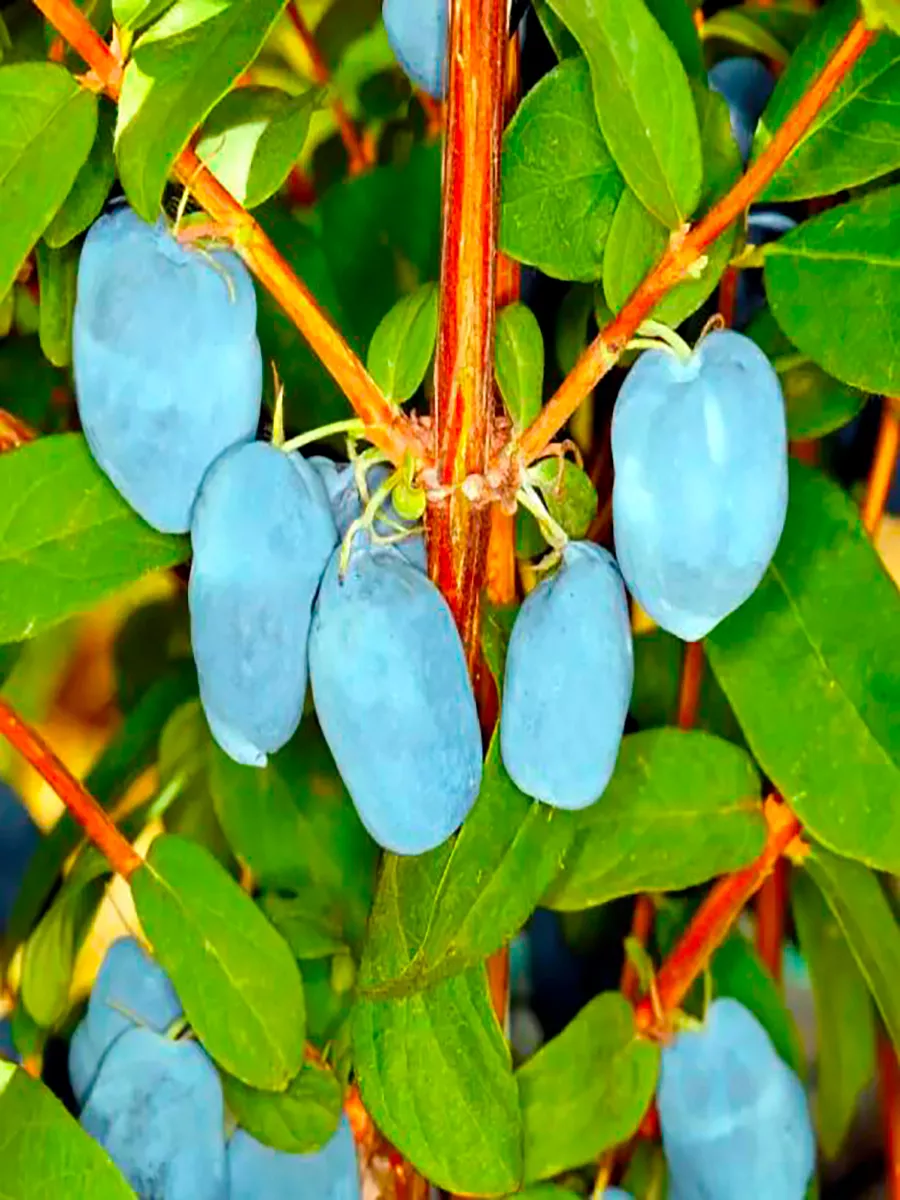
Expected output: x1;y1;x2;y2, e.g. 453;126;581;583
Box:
764;185;900;396
545;0;702;228
756;0;900;201
352;967;523;1195
222;1059;342;1155
0;63;97;296
602;84;742;327
706;462;900;872
0;1070;134;1197
545;728;765;911
500;57;625;282
518;992;660;1181
0;436;188;645
131;835;306;1090
361;732;578;997
802;842;900;1059
115;0;288;221
792;868;876;1158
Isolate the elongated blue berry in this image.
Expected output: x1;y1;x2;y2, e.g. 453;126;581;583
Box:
709;57;774;163
383;0;448;99
73;204;262;533
228;1116;360;1200
309;543;482;854
658;998;815;1200
190;442;337;767
501;542;633;809
612;331;788;641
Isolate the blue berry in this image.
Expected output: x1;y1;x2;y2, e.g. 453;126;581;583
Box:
708;57;774;163
500;542;633;809
68;936;182;1106
0;780;38;935
189;442;337;767
309;542;482;854
80;1027;227;1199
658;998;815;1200
612;331;788;641
228;1116;360;1200
383;0;448;99
73;203;262;533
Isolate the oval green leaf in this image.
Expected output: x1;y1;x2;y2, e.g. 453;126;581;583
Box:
764;186;900;395
706;462;900;873
222;1059;343;1155
495;302;545;432
36;239;78;369
44;101;116;249
544;728;765;911
131;834;307;1090
365;283;439;403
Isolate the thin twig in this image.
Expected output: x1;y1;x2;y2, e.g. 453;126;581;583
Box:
862;398;900;537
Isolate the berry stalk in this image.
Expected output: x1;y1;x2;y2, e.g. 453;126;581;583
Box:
0;698;141;879
517;18;877;465
30;0;420;467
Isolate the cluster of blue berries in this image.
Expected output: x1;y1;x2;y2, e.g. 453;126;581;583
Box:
72;203;484;857
67;937;359;1199
659;998;816;1198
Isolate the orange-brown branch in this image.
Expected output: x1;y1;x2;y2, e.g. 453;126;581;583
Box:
0;698;141;879
31;0;418;466
862;398;900;537
518;18;876;465
286;2;373;174
427;0;507;664
636;799;802;1027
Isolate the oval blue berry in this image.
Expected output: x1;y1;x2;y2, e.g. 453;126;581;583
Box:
79;1027;227;1199
309;543;482;854
658;998;815;1200
68;937;182;1105
189;442;337;767
0;780;38;935
383;0;448;99
500;541;633;809
73;204;263;533
708;57;774;163
612;331;788;641
228;1116;360;1200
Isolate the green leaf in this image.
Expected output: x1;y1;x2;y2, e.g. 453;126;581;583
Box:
314;0;381;71
2;667;196;967
518;992;660;1181
555;284;594;376
360;733;578;998
259;892;347;960
0;63;97;296
36;239;78;368
500;57;625;282
756;0;900;201
644;0;705;79
544;729;765;911
21;849;109;1028
711;934;804;1076
527;458;598;539
0;1068;134;1196
222;1059;342;1154
532;0;580;60
545;0;702;228
602;85;742;328
131;834;306;1090
495;302;545;432
113;0;176;33
706;462;900;873
352;966;523;1195
0;435;188;645
210;723;378;952
802;840;900;1059
197;86;316;210
701;10;791;65
764;186;900;395
862;0;900;34
365;283;439;404
44;101;116;249
745;307;865;439
717;4;814;55
115;0;288;221
792;868;876;1158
